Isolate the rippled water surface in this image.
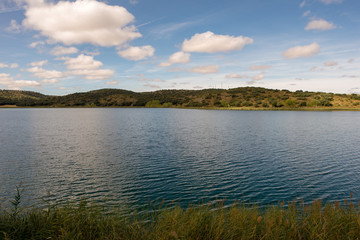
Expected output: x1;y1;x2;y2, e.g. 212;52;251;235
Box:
1;108;360;209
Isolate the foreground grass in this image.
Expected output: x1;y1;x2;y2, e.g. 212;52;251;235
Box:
1;197;360;240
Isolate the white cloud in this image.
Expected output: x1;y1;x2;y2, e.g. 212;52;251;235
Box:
9;63;18;68
106;80;118;85
168;67;181;72
303;10;311;17
324;61;338;66
0;73;12;83
252;74;265;81
11;80;41;87
29;41;45;48
51;46;78;56
63;54;114;80
0;63;18;68
117;45;155;60
319;0;343;4
0;73;40;89
182;31;254;53
250;65;272;71
246;74;265;85
144;83;160;89
225;73;249;79
310;66;318;71
191;65;219;74
305;19;336;31
169;51;190;64
42;79;59;84
27;66;66;80
23;0;142;47
300;1;306;7
151;78;165;82
29;60;48;67
158;62;172;67
6;19;21;33
282;42;320;59
159;51;190;67
64;55;102;70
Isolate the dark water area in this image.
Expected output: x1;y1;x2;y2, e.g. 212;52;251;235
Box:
1;108;360;211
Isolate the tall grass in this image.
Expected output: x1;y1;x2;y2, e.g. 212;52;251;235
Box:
1;191;360;239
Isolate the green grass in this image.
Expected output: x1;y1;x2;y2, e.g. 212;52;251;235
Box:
2;190;360;240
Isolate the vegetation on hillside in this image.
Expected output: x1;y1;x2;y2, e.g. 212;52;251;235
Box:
1;189;360;240
1;87;360;109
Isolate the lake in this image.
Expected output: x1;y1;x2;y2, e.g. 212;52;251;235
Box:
1;108;360;211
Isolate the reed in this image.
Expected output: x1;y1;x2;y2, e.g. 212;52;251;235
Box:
1;191;360;239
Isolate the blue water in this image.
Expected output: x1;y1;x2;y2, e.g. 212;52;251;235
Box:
1;108;360;210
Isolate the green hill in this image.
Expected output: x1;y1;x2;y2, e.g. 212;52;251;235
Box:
1;87;360;110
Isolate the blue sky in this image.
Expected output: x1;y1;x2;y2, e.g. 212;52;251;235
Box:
0;0;359;95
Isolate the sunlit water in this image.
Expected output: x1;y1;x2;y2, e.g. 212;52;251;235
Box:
1;108;360;211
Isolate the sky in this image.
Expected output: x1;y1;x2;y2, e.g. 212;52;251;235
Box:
0;0;359;95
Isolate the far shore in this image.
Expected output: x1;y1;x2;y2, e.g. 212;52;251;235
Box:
1;105;360;111
0;105;17;108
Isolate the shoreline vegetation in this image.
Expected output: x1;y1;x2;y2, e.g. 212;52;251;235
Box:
1;189;360;239
1;87;360;111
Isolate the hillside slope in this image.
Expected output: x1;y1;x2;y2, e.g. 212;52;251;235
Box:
1;87;360;109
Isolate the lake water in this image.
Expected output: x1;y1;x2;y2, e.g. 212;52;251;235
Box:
1;108;360;210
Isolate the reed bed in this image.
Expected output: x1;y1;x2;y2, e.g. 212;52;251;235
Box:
1;189;360;239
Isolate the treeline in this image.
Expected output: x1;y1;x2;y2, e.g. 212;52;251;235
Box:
1;87;360;109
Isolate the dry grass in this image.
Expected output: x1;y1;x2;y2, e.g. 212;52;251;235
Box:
1;192;360;240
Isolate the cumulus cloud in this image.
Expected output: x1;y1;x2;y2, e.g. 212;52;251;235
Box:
106;80;118;85
303;10;311;17
319;0;343;4
324;61;338;67
151;78;165;82
29;60;48;67
63;54;114;80
305;19;336;31
310;66;318;72
0;73;40;89
246;74;264;85
168;67;181;72
51;46;78;56
282;42;320;59
169;51;190;64
144;83;160;89
29;41;45;48
225;73;249;79
6;19;21;33
252;74;265;81
250;65;272;71
23;0;141;47
42;79;59;84
191;65;219;74
159;51;190;67
158;62;172;67
27;66;66;80
117;45;155;60
182;31;253;53
0;63;18;68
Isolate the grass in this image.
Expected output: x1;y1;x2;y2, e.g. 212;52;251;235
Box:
1;189;360;240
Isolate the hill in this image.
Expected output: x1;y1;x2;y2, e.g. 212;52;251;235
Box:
1;87;360;109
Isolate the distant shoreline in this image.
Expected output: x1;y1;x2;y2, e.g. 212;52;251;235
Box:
1;105;360;111
2;87;360;110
